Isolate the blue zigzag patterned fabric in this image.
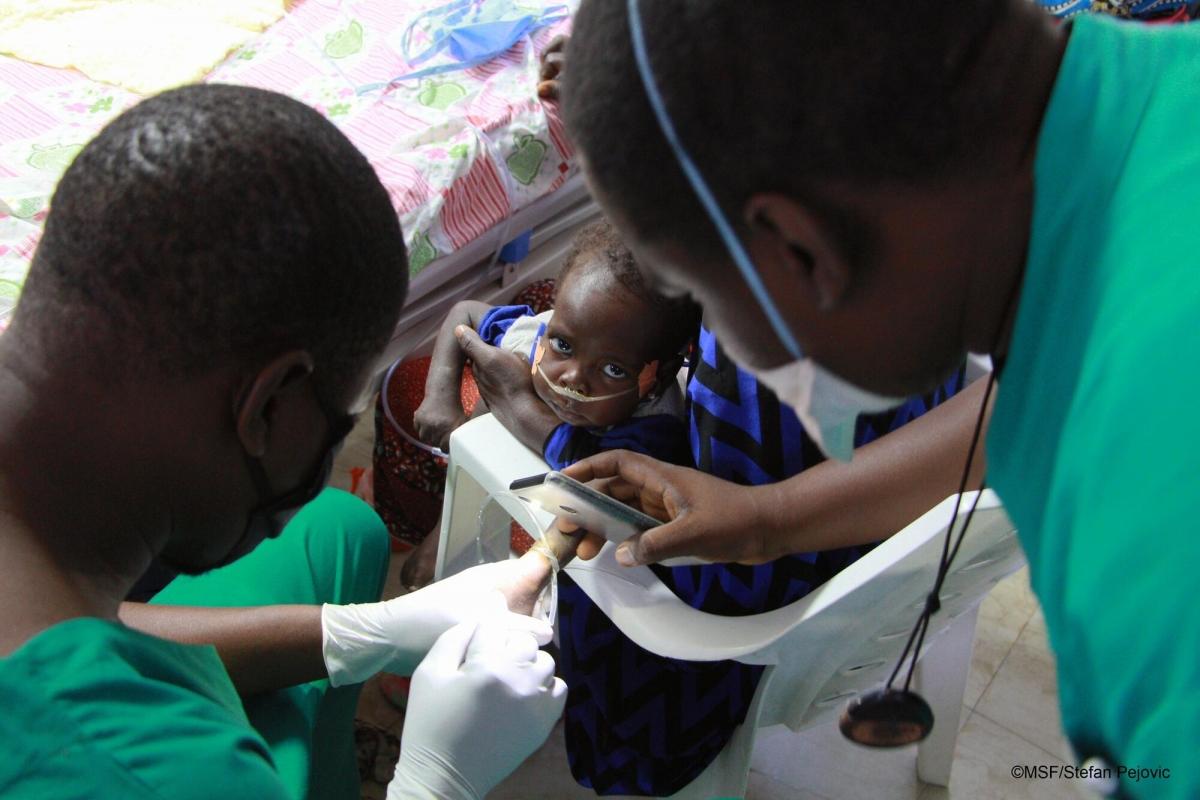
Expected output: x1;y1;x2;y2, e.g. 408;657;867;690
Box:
1034;0;1190;19
559;326;966;795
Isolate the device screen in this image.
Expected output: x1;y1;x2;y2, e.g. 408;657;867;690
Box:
509;472;550;492
509;471;662;542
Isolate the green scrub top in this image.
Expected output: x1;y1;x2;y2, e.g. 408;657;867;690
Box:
989;14;1200;798
0;488;389;799
0;617;289;799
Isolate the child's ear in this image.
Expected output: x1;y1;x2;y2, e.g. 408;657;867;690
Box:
653;354;686;395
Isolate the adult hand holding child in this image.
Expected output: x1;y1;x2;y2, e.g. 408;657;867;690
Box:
454;323;563;450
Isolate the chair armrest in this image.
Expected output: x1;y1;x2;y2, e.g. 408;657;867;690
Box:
565;548;811;665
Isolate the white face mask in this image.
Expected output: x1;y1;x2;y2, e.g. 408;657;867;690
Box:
747;359;904;462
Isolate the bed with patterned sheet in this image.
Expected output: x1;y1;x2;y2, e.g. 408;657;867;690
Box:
0;0;583;334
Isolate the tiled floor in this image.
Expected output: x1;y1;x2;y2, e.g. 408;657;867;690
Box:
742;576;1092;800
333;415;1095;799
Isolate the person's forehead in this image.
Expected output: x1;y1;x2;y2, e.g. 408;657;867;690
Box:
578;161;713;295
552;267;655;361
625;237;718;300
632;234;797;368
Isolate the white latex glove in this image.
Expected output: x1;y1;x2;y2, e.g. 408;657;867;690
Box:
387;616;567;800
321;560;552;687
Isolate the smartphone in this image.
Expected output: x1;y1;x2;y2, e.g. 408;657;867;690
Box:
509;471;705;566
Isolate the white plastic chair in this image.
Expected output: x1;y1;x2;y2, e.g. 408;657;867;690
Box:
435;413;1024;798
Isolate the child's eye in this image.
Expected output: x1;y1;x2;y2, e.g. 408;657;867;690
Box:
550;336;572;355
602;363;629;379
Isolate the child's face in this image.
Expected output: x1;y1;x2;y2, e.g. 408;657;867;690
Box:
532;259;661;428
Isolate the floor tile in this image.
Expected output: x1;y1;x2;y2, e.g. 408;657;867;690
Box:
747;769;830;800
488;720;616;799
917;713;1094;800
964;567;1039;708
750;722;922;800
484;719;812;799
974;617;1074;763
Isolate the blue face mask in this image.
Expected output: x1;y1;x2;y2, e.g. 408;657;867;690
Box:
626;0;903;461
362;0;569;92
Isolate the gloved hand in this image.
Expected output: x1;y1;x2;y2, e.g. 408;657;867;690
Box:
387;615;567;800
321;560;553;687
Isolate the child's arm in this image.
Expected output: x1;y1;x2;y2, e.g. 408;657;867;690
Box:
414;300;493;451
454;325;563;454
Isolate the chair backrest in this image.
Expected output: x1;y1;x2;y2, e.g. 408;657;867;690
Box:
437;413;1024;733
564;490;1023;731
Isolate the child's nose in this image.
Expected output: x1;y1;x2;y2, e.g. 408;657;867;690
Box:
558;362;588;392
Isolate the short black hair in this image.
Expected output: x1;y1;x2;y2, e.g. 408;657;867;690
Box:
13;84;407;401
563;0;1013;258
560;219;700;358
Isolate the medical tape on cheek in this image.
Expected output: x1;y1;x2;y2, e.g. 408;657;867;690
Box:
637;360;658;398
531;337;547;376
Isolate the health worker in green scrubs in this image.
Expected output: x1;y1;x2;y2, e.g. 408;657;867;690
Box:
0;85;564;800
557;1;1200;797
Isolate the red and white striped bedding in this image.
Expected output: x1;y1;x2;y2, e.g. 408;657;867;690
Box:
0;0;578;332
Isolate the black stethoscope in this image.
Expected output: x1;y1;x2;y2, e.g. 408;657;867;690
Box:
839;270;1019;748
838;365;997;747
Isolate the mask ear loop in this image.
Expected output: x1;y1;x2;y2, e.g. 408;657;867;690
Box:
627;0;803;361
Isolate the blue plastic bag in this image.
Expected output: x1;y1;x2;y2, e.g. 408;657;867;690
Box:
361;0;569;92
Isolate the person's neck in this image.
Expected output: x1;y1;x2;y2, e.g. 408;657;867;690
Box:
960;2;1069;364
0;341;159;655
